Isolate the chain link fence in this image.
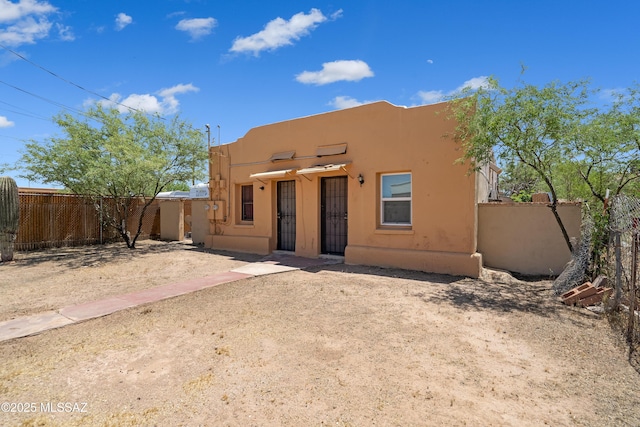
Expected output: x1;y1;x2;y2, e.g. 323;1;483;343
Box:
552;206;594;295
607;194;640;347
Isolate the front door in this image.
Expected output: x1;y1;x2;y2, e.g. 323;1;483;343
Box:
321;176;348;255
277;180;296;251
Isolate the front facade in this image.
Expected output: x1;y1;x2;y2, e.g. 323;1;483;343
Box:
203;101;489;278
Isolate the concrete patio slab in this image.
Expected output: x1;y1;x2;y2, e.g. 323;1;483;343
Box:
59;296;136;322
261;253;344;269
231;262;299;276
0;311;74;341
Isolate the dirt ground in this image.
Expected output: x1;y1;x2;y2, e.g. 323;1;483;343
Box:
1;240;639;426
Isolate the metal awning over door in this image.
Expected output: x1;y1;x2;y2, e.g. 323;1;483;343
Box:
250;169;294;181
296;162;351;177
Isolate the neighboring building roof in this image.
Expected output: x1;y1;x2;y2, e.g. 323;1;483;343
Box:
156;190;190;199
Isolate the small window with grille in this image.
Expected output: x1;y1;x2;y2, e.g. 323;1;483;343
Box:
241;184;254;222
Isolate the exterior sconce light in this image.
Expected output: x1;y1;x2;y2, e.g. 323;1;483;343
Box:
357;174;365;186
259;186;265;191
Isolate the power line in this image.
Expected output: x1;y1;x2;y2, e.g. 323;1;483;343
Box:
0;100;50;121
0;43;145;115
0;133;26;142
0;79;91;119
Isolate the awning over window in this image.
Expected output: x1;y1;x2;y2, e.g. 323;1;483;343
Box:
249;169;294;179
269;150;296;162
316;143;347;157
296;162;351;175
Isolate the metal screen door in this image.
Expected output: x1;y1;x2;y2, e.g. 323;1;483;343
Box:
321;176;348;255
277;180;296;251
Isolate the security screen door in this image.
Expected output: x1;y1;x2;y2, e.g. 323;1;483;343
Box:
277;180;296;251
321;176;348;255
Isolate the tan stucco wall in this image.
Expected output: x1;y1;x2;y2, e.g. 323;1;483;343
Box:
190;200;209;244
478;202;582;275
202;101;483;277
160;200;184;241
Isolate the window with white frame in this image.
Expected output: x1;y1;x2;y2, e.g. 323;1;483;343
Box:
380;173;412;226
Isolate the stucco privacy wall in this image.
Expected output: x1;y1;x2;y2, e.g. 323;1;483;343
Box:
190;200;209;244
159;200;184;241
204;101;484;278
477;202;582;275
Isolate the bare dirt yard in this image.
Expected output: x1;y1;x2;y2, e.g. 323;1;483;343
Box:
1;240;639;426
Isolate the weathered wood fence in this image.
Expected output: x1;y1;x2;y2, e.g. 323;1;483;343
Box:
16;191;161;251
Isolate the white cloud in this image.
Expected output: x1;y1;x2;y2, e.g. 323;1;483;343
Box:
157;83;198;98
0;116;15;128
230;8;337;56
0;0;56;23
115;13;132;31
56;23;74;41
113;93;162;114
416;90;445;104
599;87;625;103
329;9;344;20
296;60;374;85
157;83;199;113
167;11;186;19
329;96;378;110
427;59;434;64
0;15;51;46
417;76;490;105
175;17;217;40
0;0;74;47
91;83;199;115
458;76;490;91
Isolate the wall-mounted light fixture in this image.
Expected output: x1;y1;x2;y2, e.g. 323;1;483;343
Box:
357;174;365;187
259;186;265;191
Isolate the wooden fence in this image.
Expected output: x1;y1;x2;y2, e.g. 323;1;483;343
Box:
16;191;161;251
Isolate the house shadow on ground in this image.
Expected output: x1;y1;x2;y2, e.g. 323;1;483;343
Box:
7;243;579;319
7;239;263;269
307;262;564;317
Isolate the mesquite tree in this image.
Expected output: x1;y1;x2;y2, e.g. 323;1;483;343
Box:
19;107;208;249
448;78;592;253
0;176;19;262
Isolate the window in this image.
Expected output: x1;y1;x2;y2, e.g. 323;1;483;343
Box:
381;173;411;225
241;185;254;221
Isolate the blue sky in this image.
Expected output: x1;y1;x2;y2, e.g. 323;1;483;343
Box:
1;0;639;187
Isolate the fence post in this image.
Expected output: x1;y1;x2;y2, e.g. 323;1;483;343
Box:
614;231;622;309
627;231;638;344
99;197;103;245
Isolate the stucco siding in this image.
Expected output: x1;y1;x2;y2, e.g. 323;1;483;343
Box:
203;101;482;277
478;202;582;275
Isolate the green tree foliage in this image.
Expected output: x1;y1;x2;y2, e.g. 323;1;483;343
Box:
449;76;640;278
499;160;544;201
448;77;592;253
568;86;640;202
19;107;208;248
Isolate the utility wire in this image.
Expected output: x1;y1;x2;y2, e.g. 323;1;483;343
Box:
0;100;50;121
0;108;50;121
0;79;94;120
0;43;146;115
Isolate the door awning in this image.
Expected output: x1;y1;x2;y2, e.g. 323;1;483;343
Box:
296;162;351;175
249;169;294;180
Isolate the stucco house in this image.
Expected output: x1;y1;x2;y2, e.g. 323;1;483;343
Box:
201;101;497;278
